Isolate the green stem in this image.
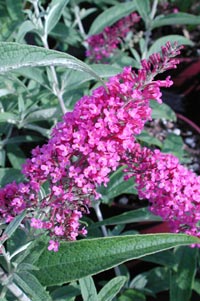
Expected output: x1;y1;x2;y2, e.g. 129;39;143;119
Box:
93;202;108;237
32;0;67;114
73;5;86;38
141;0;158;59
42;37;67;114
150;0;158;20
0;266;31;301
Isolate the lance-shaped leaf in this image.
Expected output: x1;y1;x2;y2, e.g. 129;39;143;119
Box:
79;276;98;301
34;234;200;286
152;13;200;29
14;271;52;301
135;0;150;23
170;247;198;301
89;207;161;229
98;276;127;301
44;0;70;35
88;1;137;35
1;210;26;245
0;42;104;85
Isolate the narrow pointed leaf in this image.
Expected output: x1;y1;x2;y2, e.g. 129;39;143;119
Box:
150;100;176;121
98;276;127;301
2;210;26;244
143;267;170;294
152;13;200;29
14;271;52;301
135;0;150;22
34;234;200;286
170;247;197;301
88;2;136;35
62;64;121;92
142;250;176;267
0;43;104;85
7;145;26;169
89;208;161;228
6;0;23;20
137;131;162;148
79;276;98;301
0;112;18;123
45;0;69;34
24;108;57;123
16;20;36;43
0;168;25;186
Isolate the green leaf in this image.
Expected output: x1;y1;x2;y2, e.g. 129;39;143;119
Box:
34;234;200;286
51;283;80;301
1;210;26;244
170;247;198;301
148;35;194;57
5;0;23;20
135;0;150;22
51;23;81;46
0;149;6;167
14;271;52;301
118;289;146;301
0;43;104;86
98;276;127;301
142;249;176;268
88;2;137;35
16;20;37;43
193;279;200;295
62;64;122;92
0;112;18;124
5;135;42;145
150;100;176;121
129;274;147;290
143;267;170;294
162;133;185;160
79;276;98;301
6;228;27;255
0;168;24;185
23;124;50;137
90;208;161;228
98;167;137;204
0;88;12;97
14;67;47;87
24;107;57;123
44;0;70;35
137;130;162;148
15;237;47;265
6;145;26;169
152;13;200;29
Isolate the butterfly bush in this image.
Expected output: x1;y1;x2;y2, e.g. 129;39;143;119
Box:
86;12;140;62
1;42;199;251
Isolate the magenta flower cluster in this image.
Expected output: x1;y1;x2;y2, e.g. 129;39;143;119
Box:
125;145;200;244
1;42;199;251
86;12;140;62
